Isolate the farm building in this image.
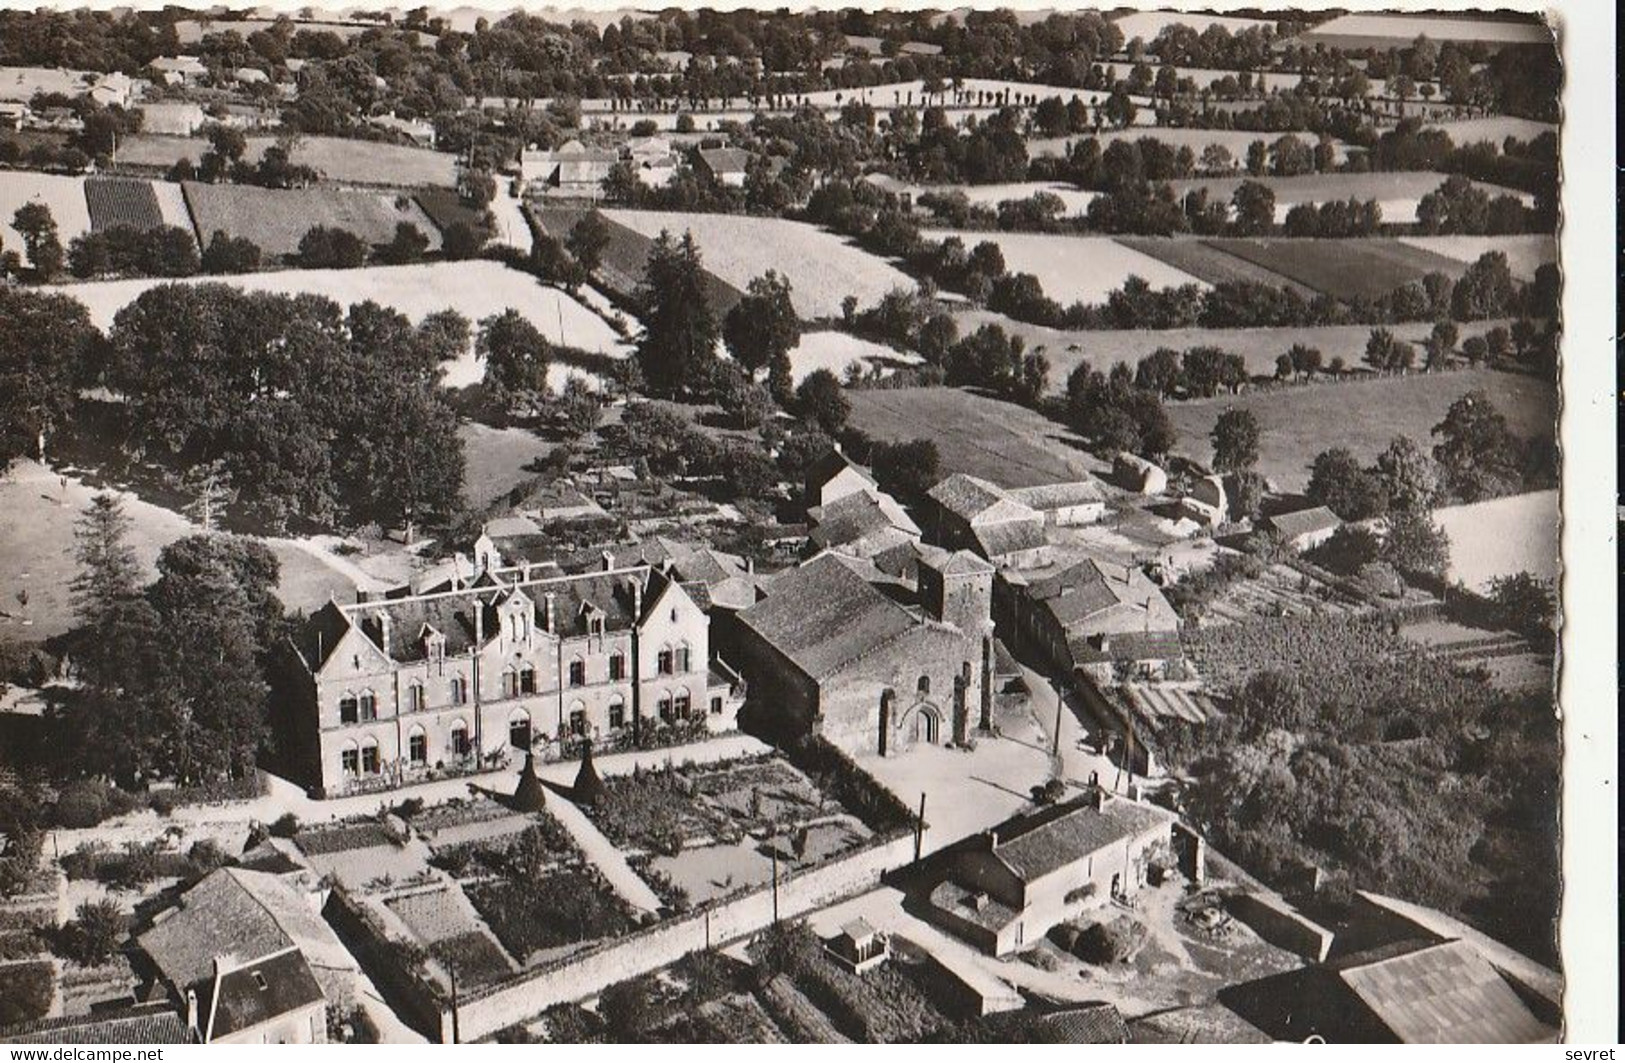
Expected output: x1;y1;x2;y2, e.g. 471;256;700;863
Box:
521;139;619;197
926;473;1051;570
999;554;1183;681
1260;505;1343;551
809;491;923;561
0;1006;191;1045
368;113;436;147
1009;480;1107;526
1178;474;1228;528
729;549;994;757
696;146;752;187
924;787;1191;956
195;948;328;1044
149;55;208;86
279;561;742;796
139;101;206;135
1113;452;1169;495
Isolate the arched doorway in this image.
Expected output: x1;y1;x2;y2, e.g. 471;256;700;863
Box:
910;704;941;746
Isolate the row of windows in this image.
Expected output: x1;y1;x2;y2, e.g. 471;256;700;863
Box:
338;646;697;721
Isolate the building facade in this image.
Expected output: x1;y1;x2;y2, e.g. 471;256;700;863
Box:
280;562;739;797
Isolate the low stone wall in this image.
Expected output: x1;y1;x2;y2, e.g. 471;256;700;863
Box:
1226;891;1334;963
454;831;921;1042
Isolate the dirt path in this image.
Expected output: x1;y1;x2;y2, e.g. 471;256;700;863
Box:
542;792;664;916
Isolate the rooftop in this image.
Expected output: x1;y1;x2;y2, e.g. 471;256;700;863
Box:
1263;505;1342;540
738;553;925;680
1;1006;190;1045
204;947;325;1040
1337;939;1556;1044
1010;479;1105;509
991;793;1171;883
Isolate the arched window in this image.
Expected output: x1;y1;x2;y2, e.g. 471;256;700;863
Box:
450;675;468;706
338;694;359;725
609;651;627;681
917;674;931;696
407;683;425;713
519;664;537;695
675;643;692;673
608;696;626;731
450;720;470;758
358;691;377;721
340;740;360;777
568;658;586;687
501;667;518;699
508;709;532;749
674;691;691;719
657;645;674;675
568;700;588;737
407;725;427;765
657;692;674;722
359;737;381;775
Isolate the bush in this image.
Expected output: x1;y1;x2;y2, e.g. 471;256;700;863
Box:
1072;918;1146;964
270;812;301;838
61;899;125;965
54;780;111;828
148;790;180;817
0;960;54;1026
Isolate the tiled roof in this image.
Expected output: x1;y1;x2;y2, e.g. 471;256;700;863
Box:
1;1006;190;1044
807;448;877;493
1011;480;1105;509
972;518;1046;559
1337;939;1556;1044
992;795;1171;883
1071;628;1184;664
698;146;751;173
291;600;352;671
809;491;910;550
205;947;324;1040
139;868;355;995
929;473;1020;520
1264;505;1342;540
1029;557;1174;631
928;879;1020;931
1033;1004;1129;1043
738;553;920;680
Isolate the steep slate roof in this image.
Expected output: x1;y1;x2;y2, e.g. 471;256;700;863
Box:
1072;629;1185;665
807;448;877;493
204;948;324;1041
290;600;352;672
929;473;1035;524
1011;480;1105;509
1263;505;1342;541
1;1006;191;1044
1334;939;1556;1044
738;553;921;680
139;868;355;995
992;795;1171;883
1033;1003;1129;1043
972;518;1047;559
809;492;911;550
1028;556;1175;630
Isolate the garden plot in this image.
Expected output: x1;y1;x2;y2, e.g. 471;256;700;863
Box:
57;260;628;389
1399;620;1550;694
385;887;516;987
84;177;164;231
600;209;913;320
923;229;1208;304
589;756;872;908
786;330;921;384
1167;172;1530;224
0;171;91;252
1398;234;1557;281
1197;563;1370;626
182;181;443;259
1201;238;1467;302
1435;489;1558;593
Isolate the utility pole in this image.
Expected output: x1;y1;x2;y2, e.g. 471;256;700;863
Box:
1051;682;1064;758
448;964;460;1044
913;792;926;862
770;848;779;924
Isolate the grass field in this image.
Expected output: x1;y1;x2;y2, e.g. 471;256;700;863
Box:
924;229;1208;304
115;134;459;187
1294;12;1553;49
602;209;914;320
1435;489;1558;592
538;206;743;313
1115;236;1313;293
1202;237;1467;301
0;171;91;254
182;180;442;259
1398;234;1557;281
460;422;556;510
1162;368;1556;490
786;330;921;384
83;177;164;231
1167;172;1529;224
1110;10;1276;38
845;386;1099;487
950;308;1518;387
918;181;1097;215
1424;115;1558;145
56;261;629;389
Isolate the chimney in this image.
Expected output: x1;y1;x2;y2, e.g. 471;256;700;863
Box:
1090;785;1114;811
601;550;615;572
185;989;200;1040
544;592;556;633
375;610;391;657
356;589;371;604
745;557;755;575
986;828;999;849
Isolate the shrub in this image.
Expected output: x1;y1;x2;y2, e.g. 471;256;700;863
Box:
54;780;111;828
0;960;54;1026
148;789;180;817
270;813;301;838
187;839;233;875
62;899;125;965
1072;918;1146;964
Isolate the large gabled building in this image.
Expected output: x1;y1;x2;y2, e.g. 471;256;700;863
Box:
279;559;739;797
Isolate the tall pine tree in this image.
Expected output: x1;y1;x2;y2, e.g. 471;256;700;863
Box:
635;231;718;397
70;493;142;629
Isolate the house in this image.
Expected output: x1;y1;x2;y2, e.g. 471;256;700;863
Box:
729;549;994;756
1260;505;1342;551
804;446;880;510
0;1005;192;1044
235;67;270;87
808;491;922;560
924;787;1188;956
695;146;749;186
279;560;740;797
149;56;209;86
193;948;327;1044
823;917;889;973
1112;452;1168;495
368;112;436;148
627;135;679;186
520;139;619;197
137;867;358;1010
139;101;207;136
1001;555;1182;682
624;536;765;613
926;473;1051;570
1009;480;1107;526
859;172;916;212
0;101;25;129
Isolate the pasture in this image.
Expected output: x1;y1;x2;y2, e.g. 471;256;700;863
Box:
538;206;743;312
1435;489;1559;593
1426;115;1558;145
1202;238;1466;301
1110;10;1277;39
1115;236;1312;293
923;229;1208;304
1161;369;1556;490
55;260;629;388
601;209;913;320
950;309;1519;388
1166;171;1529;224
845;386;1099;487
920;180;1097;215
1399;234;1557;281
0;171;91;254
786;330;921;384
1293;12;1553;49
182;181;442;259
1031;126;1351;165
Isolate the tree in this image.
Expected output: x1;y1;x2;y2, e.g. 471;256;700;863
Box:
870;439;940;501
477;309;552;413
1487;571;1556;638
1210;408;1260;474
64;899;125;966
442;221;486;260
1383;508;1450;578
1426;320;1458;369
635;231;719;397
1450;251;1515;320
1135;347;1182;397
1229;180;1276;236
71;493;142;629
1;287;98;468
795;369;849;435
1375;435;1438;514
200;230;262;273
1306;448;1388;520
555;374;602;437
712;363;774;429
1287;343;1322;379
12;202;64;279
298;225;367;268
717;446;779;501
145;225;200;277
1431;389;1523;502
566;213;611;274
68;232;112;278
1237;671;1311;735
378;222;430;265
722;271;799;375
